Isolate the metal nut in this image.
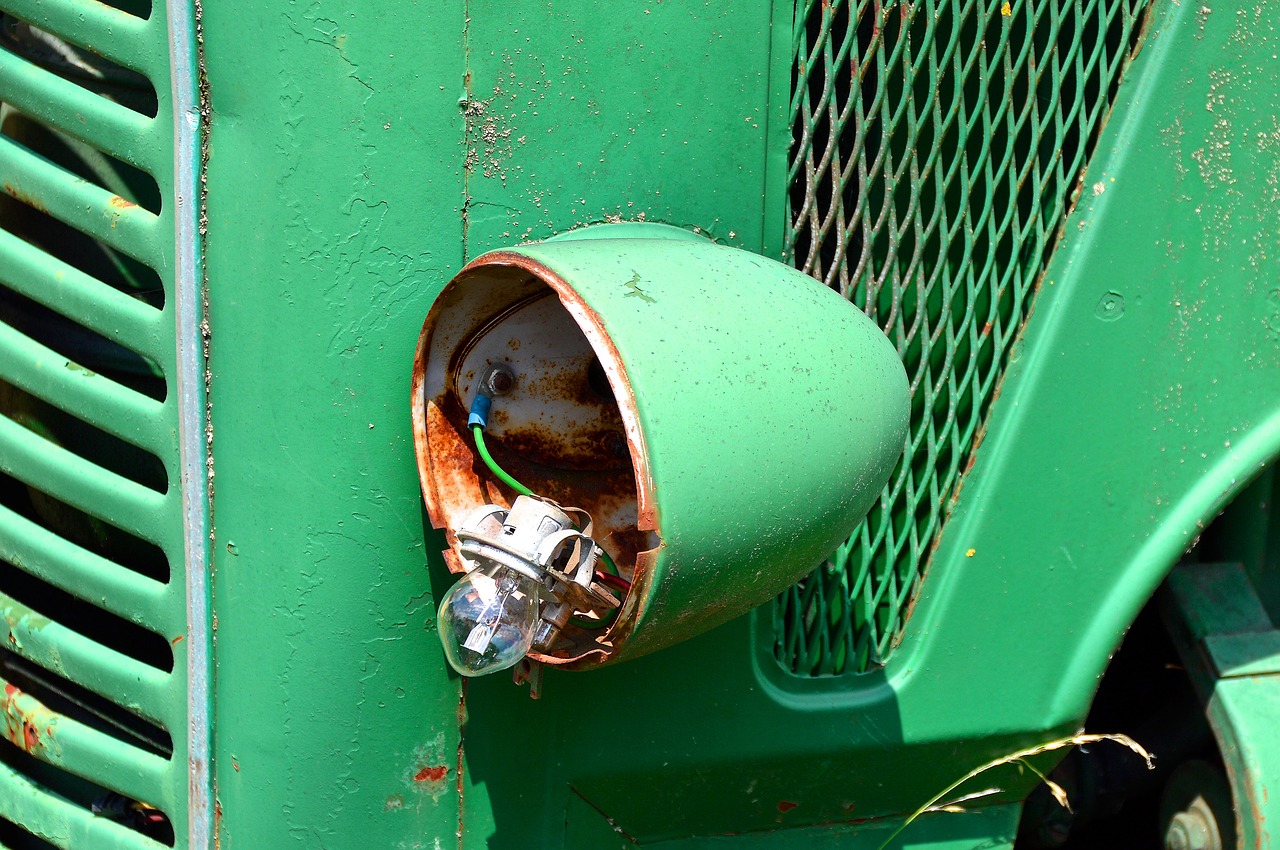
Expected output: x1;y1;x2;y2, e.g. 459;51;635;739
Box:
481;364;516;396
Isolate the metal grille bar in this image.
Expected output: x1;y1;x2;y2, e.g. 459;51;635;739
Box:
0;763;167;850
0;48;156;168
0;137;162;267
0;0;155;75
0;503;170;629
0;416;167;542
0;591;170;717
0;676;168;804
0;323;166;452
0;228;164;360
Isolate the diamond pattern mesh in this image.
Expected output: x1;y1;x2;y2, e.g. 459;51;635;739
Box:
773;0;1151;676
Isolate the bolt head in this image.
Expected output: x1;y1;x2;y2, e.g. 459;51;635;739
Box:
482;365;516;396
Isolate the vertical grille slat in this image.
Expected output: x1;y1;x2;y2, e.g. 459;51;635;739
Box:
0;591;170;720
775;0;1150;676
0;137;162;268
0;229;163;361
0;323;166;453
0;677;168;806
0;49;156;170
0;763;163;850
0;506;169;632
0;417;167;544
0;0;156;77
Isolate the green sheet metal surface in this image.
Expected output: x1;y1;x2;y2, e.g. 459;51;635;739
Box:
200;0;1280;847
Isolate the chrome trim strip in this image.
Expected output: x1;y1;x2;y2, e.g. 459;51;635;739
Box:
166;1;212;847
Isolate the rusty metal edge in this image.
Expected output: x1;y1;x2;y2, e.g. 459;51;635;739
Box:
410;249;662;670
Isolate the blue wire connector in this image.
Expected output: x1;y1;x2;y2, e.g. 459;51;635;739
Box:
468;392;492;430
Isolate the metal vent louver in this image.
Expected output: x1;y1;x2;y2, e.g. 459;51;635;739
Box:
774;0;1150;676
0;0;190;846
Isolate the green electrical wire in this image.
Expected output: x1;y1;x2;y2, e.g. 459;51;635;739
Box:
471;422;627;629
471;424;534;496
470;424;622;580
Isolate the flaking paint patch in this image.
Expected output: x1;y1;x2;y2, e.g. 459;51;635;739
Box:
0;684;60;759
462;86;519;182
2;602;52;660
406;734;452;804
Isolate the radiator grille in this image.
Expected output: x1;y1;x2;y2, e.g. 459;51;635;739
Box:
0;1;187;847
773;0;1150;676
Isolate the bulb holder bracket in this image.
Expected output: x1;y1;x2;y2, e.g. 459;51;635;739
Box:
456;495;616;620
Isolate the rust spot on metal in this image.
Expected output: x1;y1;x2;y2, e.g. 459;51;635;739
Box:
1;683;57;757
776;800;798;813
3;182;48;214
109;195;137;209
455;681;467;850
493;417;626;472
414;765;448;782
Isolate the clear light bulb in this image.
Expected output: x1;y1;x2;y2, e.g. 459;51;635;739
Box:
438;563;542;677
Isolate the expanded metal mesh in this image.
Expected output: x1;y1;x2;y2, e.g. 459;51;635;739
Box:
774;0;1150;676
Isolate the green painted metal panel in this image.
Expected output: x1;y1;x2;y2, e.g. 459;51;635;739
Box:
200;3;468;849
189;0;1280;848
200;0;804;846
458;0;792;258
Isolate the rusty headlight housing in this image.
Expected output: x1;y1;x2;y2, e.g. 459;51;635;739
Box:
412;224;909;686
